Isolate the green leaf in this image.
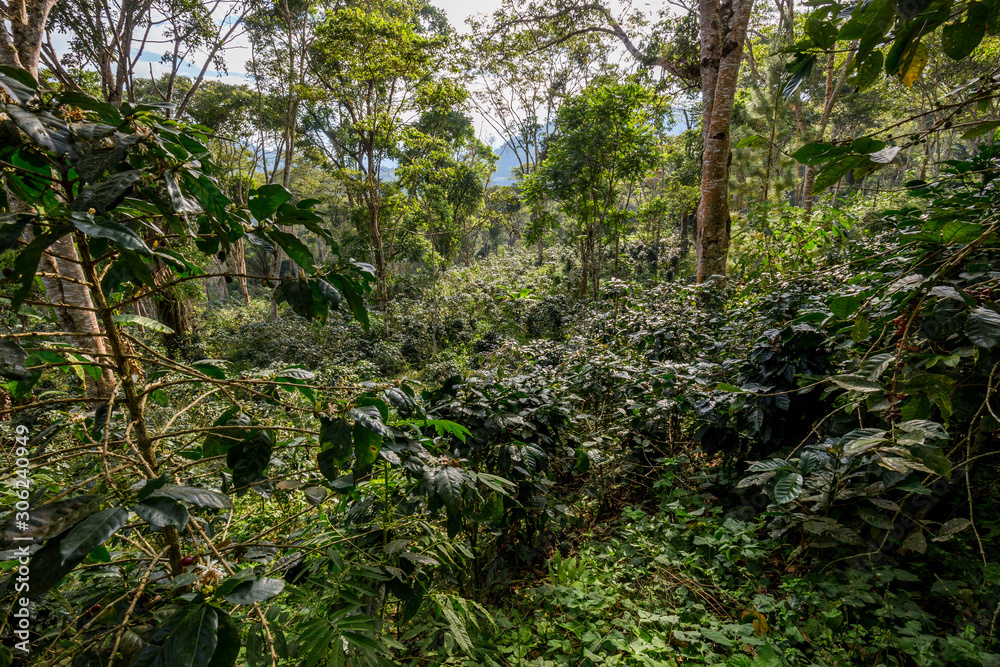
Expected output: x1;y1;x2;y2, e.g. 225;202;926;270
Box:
967;307;1000;348
439;603;473;654
137;475;170;501
4;105;71;154
813;155;869;193
248;184;292;221
274;278;317;320
228;430;273;490
806;17;838;49
0;495;103;550
353;424;381;469
773;471;804;504
58;507;127;563
149;484;232;509
71;170;142;214
0;215;28;252
192;359;228;380
851;316;871;342
430;466;467;514
783;54;817;98
70;211;151;255
223;576;286;604
10;231;56;310
350;405;393;437
735;134;766;148
700;627;733;647
932;518;971;542
207;609;241;667
133;497;190;530
942;11;987;60
316;278;343;311
112;313;175;334
829;293;864;319
0;68;37;104
327;274;370;329
961;120;1000;140
266;229;315;274
134;604;219;667
25;529;87;599
829;374;883;392
320;417;353;459
902;530;927;554
854;50;884;89
202;409;249;458
0;339;30;381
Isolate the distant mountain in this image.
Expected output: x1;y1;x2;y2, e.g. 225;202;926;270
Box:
490;144;525;186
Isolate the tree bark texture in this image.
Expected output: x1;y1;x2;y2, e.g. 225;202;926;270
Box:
695;0;754;283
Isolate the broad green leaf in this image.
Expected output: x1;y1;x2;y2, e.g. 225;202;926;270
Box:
812;155;869;193
902;530;927;554
248;184;292;221
735;134;766;148
319;417;353;460
228;430;273;490
70;211;151;254
149;484;232;509
353;424;381;469
829;294;864;319
274;278;317;320
71;170;142;214
58;507;127;563
133;497;189;530
223;576;285;604
0;68;37;104
966;307;1000;348
942;4;988;61
112;313;175;334
773;471;804;504
961;120;1000;140
132;604;219;667
0;339;30;381
851;316;871;342
932;518;971;541
4;105;71;155
267;229;315;274
207;609;241;667
829;374;883;392
0;495;103;550
0;215;28;251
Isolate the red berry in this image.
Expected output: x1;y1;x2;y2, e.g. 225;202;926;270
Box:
2;268;11;278
180;556;195;567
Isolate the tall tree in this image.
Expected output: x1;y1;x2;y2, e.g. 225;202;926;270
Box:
525;81;661;298
482;0;753;282
307;0;447;336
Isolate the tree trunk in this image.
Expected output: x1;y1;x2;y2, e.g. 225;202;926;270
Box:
802;48;855;222
695;0;755;283
233;238;250;306
3;8;114;396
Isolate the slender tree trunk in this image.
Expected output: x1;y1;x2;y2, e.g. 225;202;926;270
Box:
802;48;855;222
233;238;250;306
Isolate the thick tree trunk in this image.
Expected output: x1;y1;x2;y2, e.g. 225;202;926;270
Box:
695;0;755;283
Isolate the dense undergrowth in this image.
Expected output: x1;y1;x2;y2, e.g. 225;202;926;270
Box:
4;127;1000;666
